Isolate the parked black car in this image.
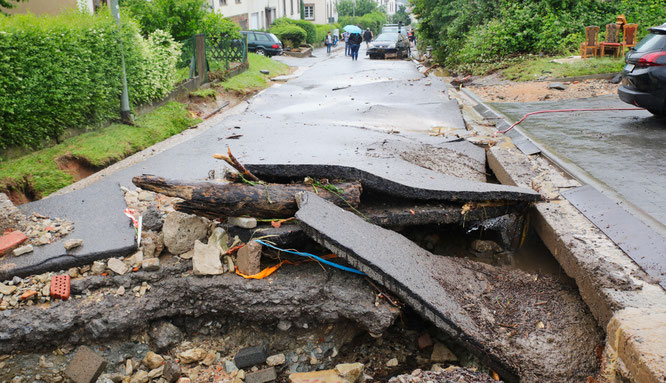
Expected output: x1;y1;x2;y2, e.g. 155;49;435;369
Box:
368;32;410;59
240;31;283;56
618;23;666;116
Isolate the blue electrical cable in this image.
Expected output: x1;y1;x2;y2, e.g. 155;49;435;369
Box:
253;239;366;276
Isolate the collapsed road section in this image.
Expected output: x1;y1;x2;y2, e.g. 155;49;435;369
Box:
295;192;603;382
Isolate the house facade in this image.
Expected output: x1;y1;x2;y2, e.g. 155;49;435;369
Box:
211;0;302;30
375;0;396;16
302;0;337;25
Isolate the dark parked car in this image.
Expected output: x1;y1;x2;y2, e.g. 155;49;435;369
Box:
368;32;410;59
240;31;283;56
618;23;666;116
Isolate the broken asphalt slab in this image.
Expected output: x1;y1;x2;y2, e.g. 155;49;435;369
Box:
0;182;135;280
0;262;398;354
295;192;602;383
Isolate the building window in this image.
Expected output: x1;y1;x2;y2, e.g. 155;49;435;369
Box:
219;0;226;5
290;0;293;15
235;0;241;4
304;4;314;20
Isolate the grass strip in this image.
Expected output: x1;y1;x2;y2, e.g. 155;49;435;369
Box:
215;53;290;93
502;56;624;81
0;102;200;199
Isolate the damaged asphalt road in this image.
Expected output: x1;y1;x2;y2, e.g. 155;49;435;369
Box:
295;192;603;383
0;48;609;383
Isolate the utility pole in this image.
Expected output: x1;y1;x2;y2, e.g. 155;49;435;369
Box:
109;0;133;124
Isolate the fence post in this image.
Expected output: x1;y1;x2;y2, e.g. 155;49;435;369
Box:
195;34;207;86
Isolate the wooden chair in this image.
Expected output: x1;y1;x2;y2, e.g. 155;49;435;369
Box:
621;23;639;56
600;23;622;58
580;26;600;59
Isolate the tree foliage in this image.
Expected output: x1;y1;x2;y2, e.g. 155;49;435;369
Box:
336;0;378;17
0;0;26;15
121;0;207;41
390;5;410;26
411;0;666;70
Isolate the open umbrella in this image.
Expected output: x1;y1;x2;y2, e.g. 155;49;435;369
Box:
343;25;362;34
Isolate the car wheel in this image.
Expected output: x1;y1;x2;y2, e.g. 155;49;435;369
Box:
256;48;266;56
647;108;665;117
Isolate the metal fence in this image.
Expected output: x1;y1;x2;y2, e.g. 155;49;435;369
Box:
177;34;248;81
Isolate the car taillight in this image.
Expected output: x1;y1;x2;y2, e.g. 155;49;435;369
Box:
272;44;279;49
637;52;666;66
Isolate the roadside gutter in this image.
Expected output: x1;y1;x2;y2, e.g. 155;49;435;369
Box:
450;87;666;383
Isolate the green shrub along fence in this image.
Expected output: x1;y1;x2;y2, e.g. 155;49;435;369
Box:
0;11;181;149
411;0;666;70
271;24;308;47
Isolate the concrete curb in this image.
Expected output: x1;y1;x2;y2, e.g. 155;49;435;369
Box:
453;87;666;383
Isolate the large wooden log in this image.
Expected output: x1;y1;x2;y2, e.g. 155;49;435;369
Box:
132;175;362;219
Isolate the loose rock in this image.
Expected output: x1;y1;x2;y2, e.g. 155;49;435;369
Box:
163;361;182;383
470;240;503;253
192;240;223;275
430;343;457;363
386;358;399;367
228;217;257;229
236;241;262;275
143;351;164;370
142;258;160;271
142;205;163;231
12;244;33;256
107;258;129;275
163;211;210;255
178;348;207;364
335;363;364;383
149;321;183;352
266;354;286;367
64;239;84;250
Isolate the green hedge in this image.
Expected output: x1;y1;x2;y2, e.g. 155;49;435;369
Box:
0;11;180;149
315;24;340;43
270;24;307;47
412;0;666;69
271;18;316;44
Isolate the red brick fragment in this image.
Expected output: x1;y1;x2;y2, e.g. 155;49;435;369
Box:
50;275;71;300
20;290;38;300
0;230;28;256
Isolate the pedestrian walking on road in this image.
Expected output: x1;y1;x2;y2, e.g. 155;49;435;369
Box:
343;31;350;56
349;32;362;60
363;28;373;49
325;31;333;54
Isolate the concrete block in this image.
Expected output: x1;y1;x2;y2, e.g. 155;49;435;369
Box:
245;367;277;383
64;346;108;383
234;345;268;369
605;308;666;383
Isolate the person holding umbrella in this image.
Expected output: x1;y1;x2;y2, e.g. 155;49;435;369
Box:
343;25;363;61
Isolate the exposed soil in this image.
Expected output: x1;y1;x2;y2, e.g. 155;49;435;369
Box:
469;79;619;103
55;155;101;182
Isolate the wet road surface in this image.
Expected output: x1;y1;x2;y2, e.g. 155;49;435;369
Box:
492;95;666;227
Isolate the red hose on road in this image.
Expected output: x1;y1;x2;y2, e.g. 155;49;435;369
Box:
495;107;645;136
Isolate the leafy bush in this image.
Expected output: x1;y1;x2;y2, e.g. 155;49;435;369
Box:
120;0;208;41
0;11;180;149
315;24;338;43
270;24;307;47
201;12;241;40
272;18;316;44
412;0;666;71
